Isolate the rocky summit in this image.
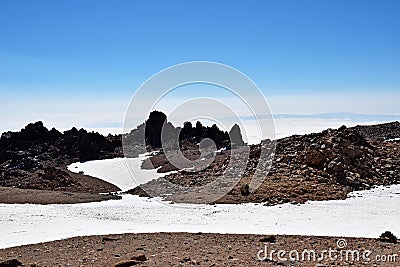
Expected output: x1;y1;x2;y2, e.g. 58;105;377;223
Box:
122;110;242;157
130;121;400;205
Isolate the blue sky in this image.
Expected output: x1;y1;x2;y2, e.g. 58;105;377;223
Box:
0;0;399;131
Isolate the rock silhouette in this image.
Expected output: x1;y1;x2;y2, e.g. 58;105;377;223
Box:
124;111;240;152
229;124;245;148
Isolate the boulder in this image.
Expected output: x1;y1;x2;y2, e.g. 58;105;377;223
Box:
379;231;398;244
114;260;141;267
240;184;250;196
131;254;147;261
259;235;276;243
18;157;42;171
0;259;23;267
305;149;326;167
145;111;167;148
229;124;245;148
327;160;345;178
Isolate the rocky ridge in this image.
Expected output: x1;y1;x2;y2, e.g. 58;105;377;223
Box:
0;121;122;192
130;122;400;205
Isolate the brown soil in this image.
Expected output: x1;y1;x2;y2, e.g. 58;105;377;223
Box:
66;171;121;194
0;171;121;204
0;186;120;204
0;233;399;266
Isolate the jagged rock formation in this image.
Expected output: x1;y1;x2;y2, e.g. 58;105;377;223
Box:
123;111;243;155
229;124;245;148
144;110;168;148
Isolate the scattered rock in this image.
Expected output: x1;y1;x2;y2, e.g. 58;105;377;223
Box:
305;149;326;167
179;256;199;265
379;231;398;244
102;237;119;242
114;260;140;267
240;184;250;196
131;254;147;261
259;235;276;243
0;259;23;267
181;257;191;262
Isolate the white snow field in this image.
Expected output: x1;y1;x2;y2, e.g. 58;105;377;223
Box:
67;154;174;191
0;154;399;249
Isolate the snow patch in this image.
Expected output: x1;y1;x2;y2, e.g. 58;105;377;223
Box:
0;184;399;249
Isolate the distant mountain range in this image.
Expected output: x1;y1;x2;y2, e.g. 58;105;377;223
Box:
83;113;400;130
241;112;400;122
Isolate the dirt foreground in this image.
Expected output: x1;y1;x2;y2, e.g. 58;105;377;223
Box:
0;169;122;204
0;233;399;266
0;186;120;204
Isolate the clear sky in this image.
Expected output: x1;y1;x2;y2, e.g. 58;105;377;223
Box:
0;0;399;131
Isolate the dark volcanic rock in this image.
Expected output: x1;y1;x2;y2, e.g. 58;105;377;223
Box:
379;231;398;244
145;110;168;148
124;111;241;153
354;121;400;141
131;254;147;261
63;128;120;161
114;260;141;267
0;121;122;190
259;235;277;243
305;149;326;167
229;124;245;148
240;183;250;196
0;259;22;267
